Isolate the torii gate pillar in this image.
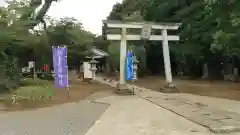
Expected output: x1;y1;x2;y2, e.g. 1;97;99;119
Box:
103;20;181;93
119;27;127;90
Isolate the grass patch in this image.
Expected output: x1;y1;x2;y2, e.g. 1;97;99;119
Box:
20;78;51;86
0;94;12;102
15;85;52;101
0;78;53;104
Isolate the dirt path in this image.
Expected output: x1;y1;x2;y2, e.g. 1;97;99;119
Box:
105;74;240;101
134;76;240;101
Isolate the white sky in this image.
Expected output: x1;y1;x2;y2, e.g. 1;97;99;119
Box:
47;0;122;35
0;0;122;35
0;0;5;6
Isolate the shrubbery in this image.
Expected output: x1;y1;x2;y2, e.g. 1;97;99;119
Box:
38;72;54;80
0;56;22;92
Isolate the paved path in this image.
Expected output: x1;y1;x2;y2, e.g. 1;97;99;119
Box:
176;93;240;113
1;76;240;135
140;91;240;133
86;95;239;135
0;100;109;135
95;76;240;134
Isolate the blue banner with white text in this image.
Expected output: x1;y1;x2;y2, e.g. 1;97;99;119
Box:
52;46;68;88
125;51;133;81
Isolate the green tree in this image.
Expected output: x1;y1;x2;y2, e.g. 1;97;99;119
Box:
0;0;96;91
105;0;240;79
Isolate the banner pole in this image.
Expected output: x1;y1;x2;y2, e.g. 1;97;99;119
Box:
65;46;70;99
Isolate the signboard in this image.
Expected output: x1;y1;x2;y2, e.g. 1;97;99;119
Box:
125;51;133;81
52;46;68;88
28;61;34;69
83;62;92;79
141;24;152;40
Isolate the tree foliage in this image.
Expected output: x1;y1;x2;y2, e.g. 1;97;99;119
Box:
104;0;240;78
0;0;95;91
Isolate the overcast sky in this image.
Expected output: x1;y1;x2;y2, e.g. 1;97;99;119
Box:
0;0;5;6
0;0;122;34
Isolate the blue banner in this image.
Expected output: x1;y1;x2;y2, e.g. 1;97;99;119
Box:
52;46;68;88
125;51;133;81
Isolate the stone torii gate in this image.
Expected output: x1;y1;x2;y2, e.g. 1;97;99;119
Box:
103;20;181;92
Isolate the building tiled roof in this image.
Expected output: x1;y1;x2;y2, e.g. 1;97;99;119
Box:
85;47;109;59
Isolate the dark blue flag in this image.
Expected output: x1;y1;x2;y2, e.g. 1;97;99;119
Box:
125;51;133;81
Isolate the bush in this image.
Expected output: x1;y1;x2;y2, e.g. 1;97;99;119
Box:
38;72;54;80
22;72;33;78
0;57;21;92
20;78;51;86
